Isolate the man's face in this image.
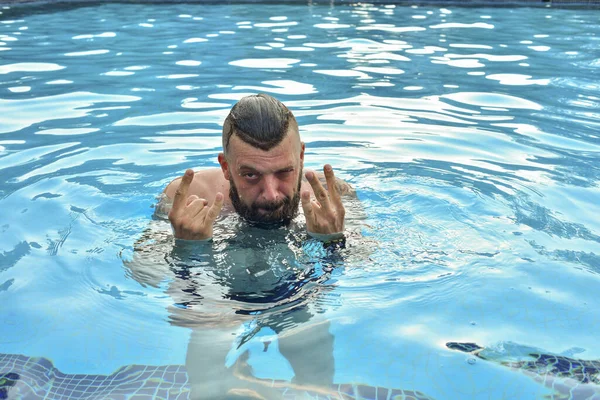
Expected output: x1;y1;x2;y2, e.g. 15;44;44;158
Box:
220;131;305;226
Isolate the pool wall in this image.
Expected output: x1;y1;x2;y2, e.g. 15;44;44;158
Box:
1;0;600;7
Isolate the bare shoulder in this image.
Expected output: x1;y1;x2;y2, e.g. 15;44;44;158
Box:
313;170;356;198
163;168;227;202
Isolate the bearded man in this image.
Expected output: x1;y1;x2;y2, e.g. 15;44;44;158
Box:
164;93;350;243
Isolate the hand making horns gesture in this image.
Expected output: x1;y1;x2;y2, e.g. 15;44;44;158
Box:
168;169;224;241
301;164;346;237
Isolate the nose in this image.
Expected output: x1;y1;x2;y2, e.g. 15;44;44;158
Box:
260;174;280;203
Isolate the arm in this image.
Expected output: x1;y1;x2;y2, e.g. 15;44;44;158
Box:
123;216;174;288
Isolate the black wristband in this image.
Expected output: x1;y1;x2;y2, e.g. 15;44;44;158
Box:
323;236;346;250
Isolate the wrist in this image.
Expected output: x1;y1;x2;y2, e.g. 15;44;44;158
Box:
174;237;212;244
307;231;344;242
171;225;212;242
307;231;346;250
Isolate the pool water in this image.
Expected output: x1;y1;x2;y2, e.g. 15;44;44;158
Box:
1;2;600;399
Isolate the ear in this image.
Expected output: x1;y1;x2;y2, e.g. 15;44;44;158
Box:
300;142;305;164
218;153;231;180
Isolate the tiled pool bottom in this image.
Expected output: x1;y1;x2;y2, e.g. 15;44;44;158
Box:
0;353;435;400
3;345;600;399
0;353;191;400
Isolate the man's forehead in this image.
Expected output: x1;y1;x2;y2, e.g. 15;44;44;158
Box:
229;130;299;155
231;141;299;173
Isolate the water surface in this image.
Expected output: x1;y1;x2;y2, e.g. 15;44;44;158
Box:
1;3;600;399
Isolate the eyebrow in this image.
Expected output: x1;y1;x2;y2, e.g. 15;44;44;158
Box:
238;165;295;173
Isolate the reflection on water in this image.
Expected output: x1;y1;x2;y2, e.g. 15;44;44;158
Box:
1;2;600;399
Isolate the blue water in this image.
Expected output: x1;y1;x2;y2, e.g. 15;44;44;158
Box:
1;2;600;399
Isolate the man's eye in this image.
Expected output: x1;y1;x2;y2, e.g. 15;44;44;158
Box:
242;172;260;180
276;169;294;177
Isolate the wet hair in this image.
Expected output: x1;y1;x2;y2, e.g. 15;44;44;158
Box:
222;93;298;153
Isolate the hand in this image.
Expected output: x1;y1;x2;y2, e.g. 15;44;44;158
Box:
301;164;345;236
168;169;224;240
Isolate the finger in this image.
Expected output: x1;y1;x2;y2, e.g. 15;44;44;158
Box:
301;190;314;221
184;198;208;218
186;195;200;206
205;192;224;223
172;169;194;212
305;170;331;212
185;196;208;217
323;164;343;209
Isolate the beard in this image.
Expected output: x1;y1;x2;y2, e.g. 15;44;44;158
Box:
229;171;302;228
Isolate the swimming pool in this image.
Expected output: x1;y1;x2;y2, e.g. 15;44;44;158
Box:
1;1;599;399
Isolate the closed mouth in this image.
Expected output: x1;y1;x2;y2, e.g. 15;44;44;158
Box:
258;204;282;214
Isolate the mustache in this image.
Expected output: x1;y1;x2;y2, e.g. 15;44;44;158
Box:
254;198;290;211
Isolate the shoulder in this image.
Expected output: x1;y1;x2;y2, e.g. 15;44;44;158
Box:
163;168;228;202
